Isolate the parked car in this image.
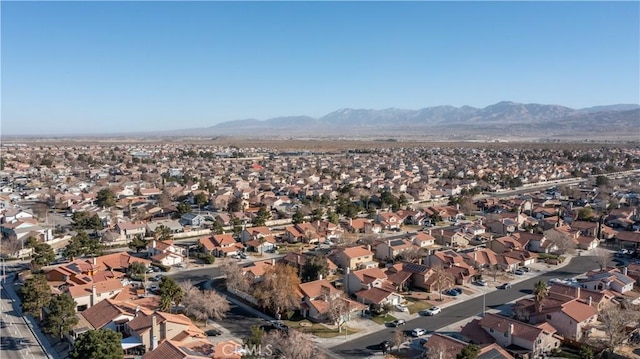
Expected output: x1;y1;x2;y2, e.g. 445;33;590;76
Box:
498;283;512;289
394;304;409;312
452;287;463;294
445;289;460;296
205;329;222;336
514;269;525;275
390;319;406;327
423;306;441;316
475;279;487;286
239;252;248;259
270;320;289;332
521;266;530;272
411;328;427;337
380;340;391;353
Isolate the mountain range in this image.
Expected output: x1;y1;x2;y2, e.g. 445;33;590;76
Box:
164;102;639;140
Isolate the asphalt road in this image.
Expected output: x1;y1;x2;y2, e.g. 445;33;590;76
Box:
1;285;49;359
329;254;600;358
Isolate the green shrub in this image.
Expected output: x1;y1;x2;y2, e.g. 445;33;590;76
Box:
197;252;215;264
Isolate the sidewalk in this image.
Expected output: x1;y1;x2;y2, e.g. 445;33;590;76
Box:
2;274;59;359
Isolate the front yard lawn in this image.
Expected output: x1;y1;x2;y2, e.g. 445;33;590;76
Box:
370;313;397;325
282;319;360;338
406;298;434;315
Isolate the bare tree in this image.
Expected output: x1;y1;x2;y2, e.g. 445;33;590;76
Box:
512;303;531;323
220;258;250;292
425;340;451;359
396;246;424;264
598;305;640;354
488;264;501;282
181;280;230;326
253;263;301;319
592;247;610;271
550;234;576;255
431;264;454;301
325;294;353;333
261;329;316;359
391;329;405;352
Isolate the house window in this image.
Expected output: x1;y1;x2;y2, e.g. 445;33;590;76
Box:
504;332;508;337
546;315;551;320
490;328;494;333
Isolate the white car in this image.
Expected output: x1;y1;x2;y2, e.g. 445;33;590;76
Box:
394;304;409;312
411;328;427;337
424;306;441;316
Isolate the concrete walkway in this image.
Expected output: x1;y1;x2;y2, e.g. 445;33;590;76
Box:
2;274;59;359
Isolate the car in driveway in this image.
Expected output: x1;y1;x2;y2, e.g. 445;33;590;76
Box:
394;304;409;312
475;279;487;286
411;328;427;337
498;283;512;289
445;289;460;296
422;306;441;316
514;269;525;275
390;319;406;327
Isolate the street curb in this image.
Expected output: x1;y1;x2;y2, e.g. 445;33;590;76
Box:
2;275;59;359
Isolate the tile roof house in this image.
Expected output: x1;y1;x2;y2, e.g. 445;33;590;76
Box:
374;238;418;261
66;278;125;312
328;245;376;270
298;279;366;322
127;312;207;354
239;226;275;244
147;240;187;267
477;313;560;357
581;267;635;294
116;221;147;240
424;333;515;359
142;339;242;359
198;234;243;257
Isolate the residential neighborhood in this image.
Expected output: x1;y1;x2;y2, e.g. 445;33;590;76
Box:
1;141;640;359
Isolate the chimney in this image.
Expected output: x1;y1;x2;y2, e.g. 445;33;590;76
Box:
623;266;628;276
93;256;97;265
588;296;592;307
318;273;323;281
271;258;276;266
387;240;392;246
152;239;156;249
150;314;159;350
135;306;140;316
349;218;353;226
90;285;97;307
367;244;371;252
576;286;581;298
508;323;514;336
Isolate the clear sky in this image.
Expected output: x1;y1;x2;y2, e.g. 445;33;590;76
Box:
2;1;639;135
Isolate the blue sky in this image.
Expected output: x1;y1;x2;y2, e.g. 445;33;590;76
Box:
2;1;639;135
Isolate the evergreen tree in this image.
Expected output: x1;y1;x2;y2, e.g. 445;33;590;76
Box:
26;237;55;269
128;234;149;253
44;294;78;338
70;329;123;359
21;274;51;321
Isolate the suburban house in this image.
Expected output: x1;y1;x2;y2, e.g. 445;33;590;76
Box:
116;221;147;241
66;278;126;312
280;252;338;278
125;311;207;354
514;232;558;254
374;238;417;261
239;226;276;244
344;267;398;296
580;267;635;294
474;313;560;357
147;240;187;267
424;333;515;359
241;259;276;284
198;234;242;257
142;339;242;359
412;231;437;248
343;218;381;234
375;212;403;230
284;223;320;243
179;213;205;228
298;279;366;322
145;220;183;236
328;245;376;270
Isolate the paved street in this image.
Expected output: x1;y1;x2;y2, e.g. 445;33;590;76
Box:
329;254;600;358
1;284;50;359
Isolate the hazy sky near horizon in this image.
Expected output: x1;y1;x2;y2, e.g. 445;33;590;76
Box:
2;1;639;135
